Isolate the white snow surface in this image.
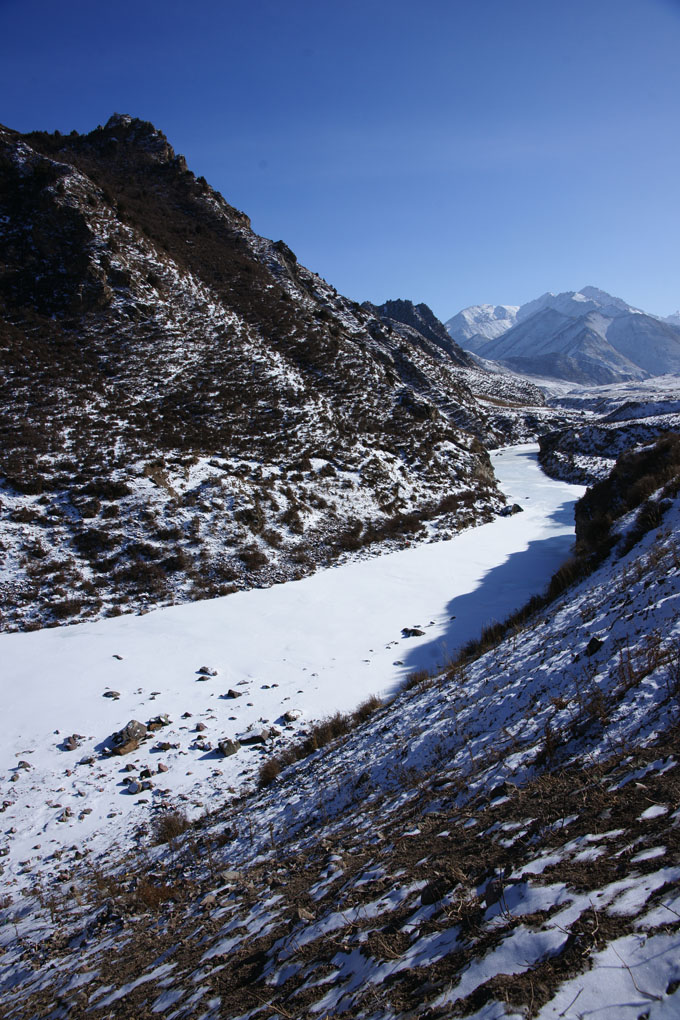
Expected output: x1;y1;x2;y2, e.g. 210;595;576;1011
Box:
0;445;584;888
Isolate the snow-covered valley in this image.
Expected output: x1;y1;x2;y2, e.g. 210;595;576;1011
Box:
0;445;584;889
3;424;680;1019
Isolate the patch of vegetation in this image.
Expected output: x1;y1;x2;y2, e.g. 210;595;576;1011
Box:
258;694;383;788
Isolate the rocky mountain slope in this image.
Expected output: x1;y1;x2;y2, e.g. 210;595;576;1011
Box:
447;286;680;385
0;114;573;633
2;432;680;1019
539;378;680;485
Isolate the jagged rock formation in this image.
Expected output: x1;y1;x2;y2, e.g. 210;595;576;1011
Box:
0;114;533;631
364;298;472;365
447;286;680;384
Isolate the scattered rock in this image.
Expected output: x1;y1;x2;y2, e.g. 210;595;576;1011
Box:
112;654;123;660
103;691;120;700
197;666;218;677
157;763;169;773
585;636;604;656
195;723;207;732
17;761;32;770
61;734;83;752
296;905;315;921
283;709;303;723
110;720;146;755
218;739;241;757
499;503;524;517
147;714;171;731
225;689;242;699
402;627;425;638
238;729;271;745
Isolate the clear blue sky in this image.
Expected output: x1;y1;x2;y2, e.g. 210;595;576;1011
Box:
2;0;679;319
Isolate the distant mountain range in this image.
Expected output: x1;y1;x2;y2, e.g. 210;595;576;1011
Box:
446;286;680;384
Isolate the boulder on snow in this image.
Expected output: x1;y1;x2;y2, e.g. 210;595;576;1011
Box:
197;666;218;677
238;729;272;745
225;689;242;699
147;714;171;731
61;734;83;752
585;636;604;656
110;719;147;754
402;627;425;638
499;503;524;517
283;709;303;723
218;738;241;757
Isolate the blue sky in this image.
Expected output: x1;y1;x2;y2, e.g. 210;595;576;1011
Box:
2;0;679;319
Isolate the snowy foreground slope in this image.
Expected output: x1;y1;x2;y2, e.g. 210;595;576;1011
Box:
0;447;582;889
2;447;680;1019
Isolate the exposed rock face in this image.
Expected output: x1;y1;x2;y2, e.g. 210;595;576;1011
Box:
366;299;472;366
0;114;524;632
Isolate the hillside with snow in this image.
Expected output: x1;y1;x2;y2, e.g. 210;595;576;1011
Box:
2;113;680;1020
2;430;680;1019
447;287;680;384
0;115;584;634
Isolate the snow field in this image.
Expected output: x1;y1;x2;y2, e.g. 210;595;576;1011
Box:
0;445;584;888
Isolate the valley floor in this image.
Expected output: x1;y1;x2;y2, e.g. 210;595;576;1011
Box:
2;442;680;1019
0;445;583;888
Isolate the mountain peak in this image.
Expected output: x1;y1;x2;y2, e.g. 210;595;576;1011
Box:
447;286;680;384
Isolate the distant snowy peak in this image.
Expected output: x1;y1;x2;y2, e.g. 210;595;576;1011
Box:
445;303;519;353
447;286;680;384
664;310;680;327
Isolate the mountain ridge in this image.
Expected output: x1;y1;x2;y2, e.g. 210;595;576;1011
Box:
0;114;575;631
446;286;680;384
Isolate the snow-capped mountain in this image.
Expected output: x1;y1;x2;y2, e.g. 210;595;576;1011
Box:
445;302;520;352
447;286;680;384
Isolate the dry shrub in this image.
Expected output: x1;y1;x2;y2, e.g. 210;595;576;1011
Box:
132;879;181;911
401;669;431;692
152;809;192;844
258;695;383;788
258;757;281;788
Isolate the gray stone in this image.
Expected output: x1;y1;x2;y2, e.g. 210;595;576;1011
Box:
113;720;146;745
238;729;271;745
585;636;604;656
218;738;241;757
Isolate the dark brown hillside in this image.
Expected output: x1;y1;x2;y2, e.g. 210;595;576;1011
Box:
1;114;545;630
